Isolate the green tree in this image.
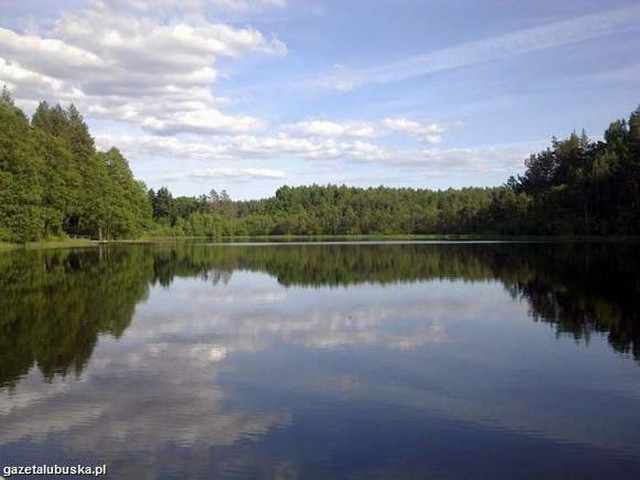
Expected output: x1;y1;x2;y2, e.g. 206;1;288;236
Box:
150;186;177;225
0;93;45;243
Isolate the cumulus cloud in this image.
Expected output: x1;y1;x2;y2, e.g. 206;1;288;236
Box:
0;57;67;96
206;0;287;12
0;0;540;189
395;144;543;176
192;167;285;179
95;130;537;182
158;167;286;182
109;0;287;13
286;120;376;138
0;0;286;136
0;28;102;77
96;131;392;164
283;117;448;144
54;4;287;61
141;109;266;135
383;117;444;143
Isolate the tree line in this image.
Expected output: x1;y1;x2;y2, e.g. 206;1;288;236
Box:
1;87;638;241
0;87;151;243
145;105;640;237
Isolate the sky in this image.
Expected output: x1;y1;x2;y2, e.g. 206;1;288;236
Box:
1;0;639;200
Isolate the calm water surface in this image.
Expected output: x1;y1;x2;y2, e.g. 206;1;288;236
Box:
1;242;639;479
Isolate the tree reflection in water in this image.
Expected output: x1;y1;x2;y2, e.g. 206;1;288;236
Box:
0;241;638;388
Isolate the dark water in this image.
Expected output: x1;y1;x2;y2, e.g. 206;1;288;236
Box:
1;242;640;479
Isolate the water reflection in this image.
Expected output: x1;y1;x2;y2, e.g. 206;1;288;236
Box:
1;242;639;478
155;242;640;361
0;248;153;388
1;242;639;388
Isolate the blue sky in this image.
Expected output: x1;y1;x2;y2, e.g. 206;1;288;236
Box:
1;0;639;199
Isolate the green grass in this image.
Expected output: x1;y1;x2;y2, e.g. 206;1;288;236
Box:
0;238;97;252
2;233;638;253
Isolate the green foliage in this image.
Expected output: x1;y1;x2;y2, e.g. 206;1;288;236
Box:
149;186;178;226
146;183;523;237
1;89;638;240
0;92;151;241
511;106;640;234
0;95;45;243
138;104;639;238
97;147;153;239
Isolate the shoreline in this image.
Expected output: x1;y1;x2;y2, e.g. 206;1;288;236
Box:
2;234;640;252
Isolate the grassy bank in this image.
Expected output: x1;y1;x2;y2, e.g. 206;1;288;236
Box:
142;233;640;243
0;238;97;252
2;234;639;253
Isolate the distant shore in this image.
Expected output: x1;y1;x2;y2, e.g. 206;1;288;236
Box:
2;234;640;252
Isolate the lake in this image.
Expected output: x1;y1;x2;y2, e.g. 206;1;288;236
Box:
1;241;639;479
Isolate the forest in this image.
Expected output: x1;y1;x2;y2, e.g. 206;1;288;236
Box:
1;86;639;242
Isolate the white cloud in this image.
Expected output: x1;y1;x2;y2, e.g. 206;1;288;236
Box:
158;167;286;182
383;117;444;143
581;62;640;83
339;140;389;161
95;130;538;181
283;117;450;145
196;167;285;179
96;132;392;164
313;76;357;92
0;57;65;95
398;144;542;176
0;0;286;136
0;0;550;191
314;5;640;90
286;120;376;138
54;7;287;61
142;109;265;135
109;0;287;13
207;0;287;12
0;28;102;77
